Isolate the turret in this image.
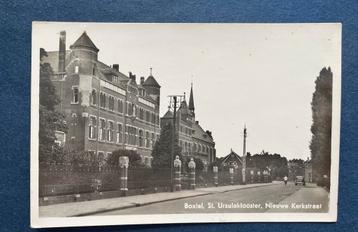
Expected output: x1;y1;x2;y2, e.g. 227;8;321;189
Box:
143;68;161;107
70;31;99;59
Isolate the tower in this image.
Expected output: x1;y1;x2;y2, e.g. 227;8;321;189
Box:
189;83;195;118
69;31;99;75
143;68;161;107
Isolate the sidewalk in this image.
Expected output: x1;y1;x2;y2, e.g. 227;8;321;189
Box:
39;182;280;217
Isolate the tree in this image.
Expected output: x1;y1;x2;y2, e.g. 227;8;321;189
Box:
39;48;67;163
310;67;332;183
151;123;182;169
246;151;288;179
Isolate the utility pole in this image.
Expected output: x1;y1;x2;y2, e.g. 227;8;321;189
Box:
168;94;184;191
242;125;247;184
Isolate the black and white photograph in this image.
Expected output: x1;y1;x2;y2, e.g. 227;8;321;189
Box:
30;22;341;228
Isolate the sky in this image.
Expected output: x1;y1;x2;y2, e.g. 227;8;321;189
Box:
33;23;341;160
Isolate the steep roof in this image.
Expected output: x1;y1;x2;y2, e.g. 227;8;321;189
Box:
70;31;99;52
192;122;214;144
189;84;195;111
162;110;173;119
143;75;161;88
221;150;243;165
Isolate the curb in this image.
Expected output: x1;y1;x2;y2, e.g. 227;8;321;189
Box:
74;182;278;216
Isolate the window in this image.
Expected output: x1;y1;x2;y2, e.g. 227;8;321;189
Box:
126;126;137;145
91;89;97;105
117;99;123;113
151;112;155;124
127;102;133;116
100;92;106;108
139;130;144;147
108;121;114;142
146;111;150;122
145;131;150;148
193;143;197;152
116;123;123;144
88;116;97;139
71;113;78;126
72;86;79;104
99;119;106;141
139;108;144;120
151;133;155;148
109;96;114;111
75;65;79;74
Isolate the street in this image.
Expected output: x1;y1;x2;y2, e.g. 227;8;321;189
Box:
94;182;329;215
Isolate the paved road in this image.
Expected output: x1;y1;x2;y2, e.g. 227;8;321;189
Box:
95;182;328;215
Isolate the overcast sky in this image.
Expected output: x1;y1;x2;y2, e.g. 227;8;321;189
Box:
33;23;341;160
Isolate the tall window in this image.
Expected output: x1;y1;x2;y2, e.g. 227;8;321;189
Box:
91;89;97;105
108;121;114;142
139;108;144;120
116;123;123;143
88;116;97;139
146;111;150;122
72;86;79;104
100;93;106;108
139;130;144;147
127;102;134;116
118;99;123;113
108;96;114;111
151;112;155;124
126;126;137;145
99;119;106;141
145;131;150;148
151;133;155;148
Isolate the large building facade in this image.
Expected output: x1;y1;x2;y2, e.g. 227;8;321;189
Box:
43;31;161;166
161;85;216;166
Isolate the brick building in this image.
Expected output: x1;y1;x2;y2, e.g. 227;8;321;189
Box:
42;31;161;166
161;85;216;166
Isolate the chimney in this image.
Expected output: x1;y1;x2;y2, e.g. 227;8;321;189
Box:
140;76;145;85
58;31;66;73
112;64;119;71
128;72;136;82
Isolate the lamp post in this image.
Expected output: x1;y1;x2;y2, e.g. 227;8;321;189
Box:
242;125;247;184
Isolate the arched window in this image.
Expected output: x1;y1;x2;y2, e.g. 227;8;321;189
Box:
117;99;123;113
146;131;150;148
108;96;114;111
139;130;144;147
91;89;97;105
100;93;106;108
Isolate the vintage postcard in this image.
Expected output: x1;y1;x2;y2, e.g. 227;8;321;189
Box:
31;22;341;228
